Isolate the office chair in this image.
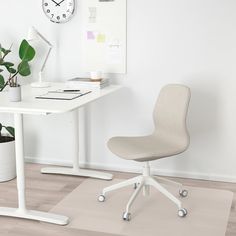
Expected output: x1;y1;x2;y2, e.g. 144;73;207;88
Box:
98;84;191;221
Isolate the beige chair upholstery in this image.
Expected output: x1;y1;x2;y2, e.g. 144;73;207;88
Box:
108;84;190;162
98;84;191;221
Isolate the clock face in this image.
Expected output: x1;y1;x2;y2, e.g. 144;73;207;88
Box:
42;0;75;24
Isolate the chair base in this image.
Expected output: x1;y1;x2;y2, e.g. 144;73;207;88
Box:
98;162;188;221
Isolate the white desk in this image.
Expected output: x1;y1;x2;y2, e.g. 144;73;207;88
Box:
0;83;121;225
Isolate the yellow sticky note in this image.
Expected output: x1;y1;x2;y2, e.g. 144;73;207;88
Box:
97;34;106;43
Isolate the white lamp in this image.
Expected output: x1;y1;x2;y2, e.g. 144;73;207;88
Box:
27;26;52;88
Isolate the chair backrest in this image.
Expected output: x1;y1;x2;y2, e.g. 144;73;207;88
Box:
153;84;191;150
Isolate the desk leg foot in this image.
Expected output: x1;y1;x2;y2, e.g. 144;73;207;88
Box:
41;167;113;180
0;207;69;225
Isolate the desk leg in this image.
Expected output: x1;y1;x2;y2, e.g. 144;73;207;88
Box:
0;114;69;225
41;109;113;180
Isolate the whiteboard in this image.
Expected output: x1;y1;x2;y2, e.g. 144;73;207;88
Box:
80;0;127;74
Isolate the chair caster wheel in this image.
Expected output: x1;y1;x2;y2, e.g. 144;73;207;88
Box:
98;194;106;202
179;189;188;198
123;212;131;221
178;208;187;217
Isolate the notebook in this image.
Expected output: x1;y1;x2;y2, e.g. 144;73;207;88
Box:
36;91;91;100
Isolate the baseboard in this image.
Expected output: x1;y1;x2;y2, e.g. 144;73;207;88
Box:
25;156;73;167
25;156;236;183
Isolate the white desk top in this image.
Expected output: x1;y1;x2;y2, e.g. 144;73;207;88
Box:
0;83;122;115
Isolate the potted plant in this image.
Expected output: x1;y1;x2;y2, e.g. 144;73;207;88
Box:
0;39;36;102
0;123;15;182
0;39;35;181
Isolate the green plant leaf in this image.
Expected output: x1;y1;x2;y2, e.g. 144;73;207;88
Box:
18;61;30;76
1;48;6;54
4;49;11;56
19;39;36;62
7;67;16;74
0;74;4;87
3;62;14;67
5;126;15;138
1;48;11;57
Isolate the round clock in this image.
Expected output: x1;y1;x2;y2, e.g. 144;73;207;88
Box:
42;0;75;24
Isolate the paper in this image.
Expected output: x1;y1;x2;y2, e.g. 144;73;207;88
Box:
88;7;97;23
97;34;106;43
106;40;122;64
107;46;122;65
35;91;91;100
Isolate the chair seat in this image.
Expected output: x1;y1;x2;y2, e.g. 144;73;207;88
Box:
107;135;186;162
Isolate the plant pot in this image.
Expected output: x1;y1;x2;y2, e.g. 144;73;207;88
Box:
0;136;16;182
9;85;22;102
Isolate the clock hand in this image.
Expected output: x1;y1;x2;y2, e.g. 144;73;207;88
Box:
57;0;65;5
51;0;60;6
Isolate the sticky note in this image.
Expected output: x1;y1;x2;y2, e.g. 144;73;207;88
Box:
97;34;106;43
87;31;95;40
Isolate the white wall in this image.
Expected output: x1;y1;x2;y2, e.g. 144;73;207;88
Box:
1;0;236;182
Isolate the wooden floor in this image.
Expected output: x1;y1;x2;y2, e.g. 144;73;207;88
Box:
0;163;235;236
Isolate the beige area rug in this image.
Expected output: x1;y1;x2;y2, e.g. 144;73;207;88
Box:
50;178;233;236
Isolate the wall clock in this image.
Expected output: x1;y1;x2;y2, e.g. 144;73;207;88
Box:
42;0;76;24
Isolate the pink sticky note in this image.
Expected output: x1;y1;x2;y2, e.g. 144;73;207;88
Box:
87;31;95;40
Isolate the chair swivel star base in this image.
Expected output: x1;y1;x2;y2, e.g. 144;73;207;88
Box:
98;162;188;221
